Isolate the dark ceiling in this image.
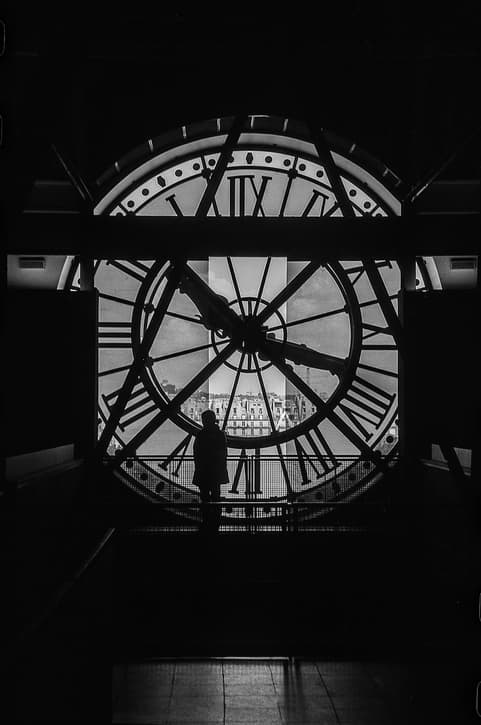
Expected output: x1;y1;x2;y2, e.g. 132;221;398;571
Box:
2;2;480;218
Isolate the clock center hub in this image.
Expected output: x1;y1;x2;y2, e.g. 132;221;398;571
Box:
240;315;268;353
211;295;287;374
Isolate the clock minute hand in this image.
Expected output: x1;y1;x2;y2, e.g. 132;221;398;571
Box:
173;266;242;337
260;337;347;376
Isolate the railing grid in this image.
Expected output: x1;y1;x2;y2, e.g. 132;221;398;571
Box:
109;454;397;532
118;455;389;501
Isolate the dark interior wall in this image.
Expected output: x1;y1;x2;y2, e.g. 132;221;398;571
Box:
15;464;85;625
404;289;480;450
5;290;97;458
4;4;479;222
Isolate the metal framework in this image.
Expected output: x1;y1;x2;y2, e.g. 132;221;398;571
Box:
7;113;478;509
8;213;478;258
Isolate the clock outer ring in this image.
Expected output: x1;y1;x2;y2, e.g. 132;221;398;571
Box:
129;259;364;449
101;143;395;220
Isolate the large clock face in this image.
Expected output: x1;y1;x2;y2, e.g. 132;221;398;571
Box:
61;116;437;506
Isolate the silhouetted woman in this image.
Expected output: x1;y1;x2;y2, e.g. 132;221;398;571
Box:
193;410;228;532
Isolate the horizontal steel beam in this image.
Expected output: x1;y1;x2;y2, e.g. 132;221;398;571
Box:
6;213;480;259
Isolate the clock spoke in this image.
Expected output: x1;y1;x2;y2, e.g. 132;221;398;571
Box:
227;257;246;318
253;257;271;316
99;361;132;378
256;260;323;325
222;351;245;432
113;340;238;461
165;310;207;326
267;304;347;333
150;340;227;366
253;354;277;435
99;292;135;308
359;293;398;309
99;329;218;379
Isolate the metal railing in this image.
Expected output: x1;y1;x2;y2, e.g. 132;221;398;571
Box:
109;454;397;532
116;454;395;501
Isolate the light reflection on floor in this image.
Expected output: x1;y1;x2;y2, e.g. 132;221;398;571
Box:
112;658;429;724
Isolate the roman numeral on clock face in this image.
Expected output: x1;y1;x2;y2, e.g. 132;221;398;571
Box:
337;374;395;440
105;260;151;283
228;175;272;216
229;448;249;494
158;433;193;477
102;381;158;431
165;193;184;216
98;321;132;348
345;260;393;287
293;426;340;486
301;189;339;217
361;322;397;350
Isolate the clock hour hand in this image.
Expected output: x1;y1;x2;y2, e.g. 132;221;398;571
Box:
171;265;242;337
259;335;347;376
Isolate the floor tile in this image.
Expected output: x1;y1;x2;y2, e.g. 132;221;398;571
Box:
276;692;332;705
225;720;283;725
278;701;337;723
224;681;276;696
225;693;279;707
170;693;224;704
172;682;224;696
225;703;282;723
224;673;274;683
168;698;224;722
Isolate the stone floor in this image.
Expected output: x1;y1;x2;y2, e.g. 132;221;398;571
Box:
112;658;472;724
